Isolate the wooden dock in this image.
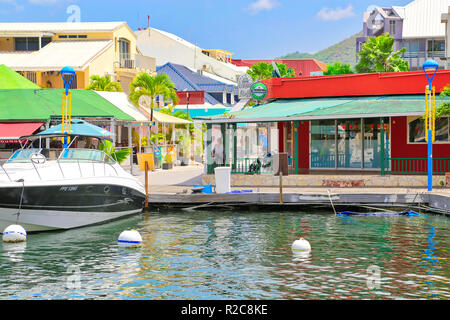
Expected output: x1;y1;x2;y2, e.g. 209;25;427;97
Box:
146;188;450;215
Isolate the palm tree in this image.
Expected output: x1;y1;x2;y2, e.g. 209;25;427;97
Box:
87;75;123;92
129;73;179;122
355;33;409;73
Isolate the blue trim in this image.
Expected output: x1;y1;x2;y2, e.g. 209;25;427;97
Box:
3;231;26;236
118;240;141;244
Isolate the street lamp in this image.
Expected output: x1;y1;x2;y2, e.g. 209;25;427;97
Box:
60;66;76;148
422;59;439;191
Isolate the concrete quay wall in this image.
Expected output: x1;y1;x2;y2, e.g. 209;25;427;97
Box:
202;174;449;188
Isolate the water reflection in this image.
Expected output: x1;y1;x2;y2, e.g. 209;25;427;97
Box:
420;223;440;299
2;242;27;263
0;210;448;300
292;251;312;262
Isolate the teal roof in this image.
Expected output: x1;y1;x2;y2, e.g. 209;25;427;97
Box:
201;95;437;123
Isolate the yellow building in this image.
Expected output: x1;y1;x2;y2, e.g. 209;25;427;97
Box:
201;49;234;64
0;22;156;93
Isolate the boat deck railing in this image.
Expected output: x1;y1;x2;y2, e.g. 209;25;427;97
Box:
0;148;120;182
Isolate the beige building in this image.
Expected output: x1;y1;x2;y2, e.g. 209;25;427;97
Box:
0;22;156;93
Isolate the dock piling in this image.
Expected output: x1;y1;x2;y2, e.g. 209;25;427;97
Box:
327;189;337;215
144;161;149;209
279;172;283;204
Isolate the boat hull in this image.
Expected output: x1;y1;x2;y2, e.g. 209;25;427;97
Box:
0;184;146;232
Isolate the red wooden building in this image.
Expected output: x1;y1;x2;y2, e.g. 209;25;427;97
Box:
230;59;328;77
203;71;450;176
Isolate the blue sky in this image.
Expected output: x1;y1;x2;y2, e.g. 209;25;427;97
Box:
0;0;413;58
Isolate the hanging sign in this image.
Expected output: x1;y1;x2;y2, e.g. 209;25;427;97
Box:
237;73;254;99
250;82;268;101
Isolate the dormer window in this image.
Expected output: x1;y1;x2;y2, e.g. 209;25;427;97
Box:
118;38;130;60
389;21;396;35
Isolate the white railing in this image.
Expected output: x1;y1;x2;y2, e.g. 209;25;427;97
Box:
402;51;446;59
0;149;120;182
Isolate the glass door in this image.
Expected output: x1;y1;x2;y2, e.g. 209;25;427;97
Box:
310;120;336;168
337;120;362;168
363;118;380;169
284;122;294;172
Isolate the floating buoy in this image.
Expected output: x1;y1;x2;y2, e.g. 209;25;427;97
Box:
2;225;27;243
291;238;311;252
118;230;142;248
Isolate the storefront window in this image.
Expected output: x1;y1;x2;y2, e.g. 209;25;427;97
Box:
236;124;258;159
257;126;268;156
409;117;426;143
409;117;449;143
337;120;362;168
436;117;449;142
211;124;224;166
311;120;336;168
269;123;279;155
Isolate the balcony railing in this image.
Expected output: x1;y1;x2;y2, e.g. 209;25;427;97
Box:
118;59;135;69
402;51;446;59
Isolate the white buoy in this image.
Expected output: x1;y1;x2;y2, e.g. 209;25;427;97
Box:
291;238;311;252
118;230;142;248
2;225;27;243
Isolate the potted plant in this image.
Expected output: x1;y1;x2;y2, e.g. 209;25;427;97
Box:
162;153;173;170
99;140;131;164
178;135;191;166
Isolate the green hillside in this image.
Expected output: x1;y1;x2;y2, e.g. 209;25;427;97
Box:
279;31;363;66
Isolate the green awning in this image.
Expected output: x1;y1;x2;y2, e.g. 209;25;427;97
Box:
299;96;428;119
0;64;40;89
0;89;134;122
201;95;435;123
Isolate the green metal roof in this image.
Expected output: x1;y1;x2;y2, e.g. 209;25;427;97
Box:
0;64;40;89
0;89;134;122
202;95;434;123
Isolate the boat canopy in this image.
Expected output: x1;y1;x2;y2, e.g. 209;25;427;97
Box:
24;119;115;140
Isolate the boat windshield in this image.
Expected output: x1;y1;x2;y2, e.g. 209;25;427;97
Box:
6;148;116;164
58;149;115;163
7;148;43;163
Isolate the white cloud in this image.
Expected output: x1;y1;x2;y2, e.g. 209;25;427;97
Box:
317;4;356;21
247;0;280;15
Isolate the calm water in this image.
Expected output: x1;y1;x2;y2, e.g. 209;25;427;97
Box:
0;209;449;300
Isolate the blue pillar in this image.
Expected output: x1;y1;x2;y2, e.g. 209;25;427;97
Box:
428;130;433;191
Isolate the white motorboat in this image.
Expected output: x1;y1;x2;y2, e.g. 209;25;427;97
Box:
0;127;146;232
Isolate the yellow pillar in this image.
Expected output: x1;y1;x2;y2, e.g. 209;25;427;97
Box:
36;71;43;88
